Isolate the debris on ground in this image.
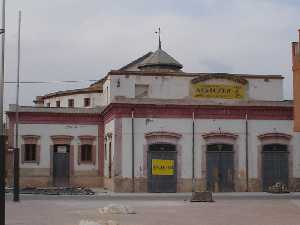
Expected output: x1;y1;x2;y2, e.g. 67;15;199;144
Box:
268;182;289;193
79;220;119;225
79;220;102;225
6;187;95;195
99;204;136;215
190;191;214;202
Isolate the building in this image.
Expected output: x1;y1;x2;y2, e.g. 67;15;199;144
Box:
5;33;300;192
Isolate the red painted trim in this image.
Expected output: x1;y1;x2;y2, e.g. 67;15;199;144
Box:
6;103;293;126
258;132;292;140
145;131;182;139
102;103;293;122
202;132;238;140
78;135;96;141
7;112;101;124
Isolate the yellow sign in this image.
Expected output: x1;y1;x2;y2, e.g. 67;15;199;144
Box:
191;83;246;99
152;159;174;176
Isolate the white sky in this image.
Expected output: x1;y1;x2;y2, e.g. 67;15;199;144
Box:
3;0;300;110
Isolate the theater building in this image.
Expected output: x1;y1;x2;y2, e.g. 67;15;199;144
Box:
5;34;300;192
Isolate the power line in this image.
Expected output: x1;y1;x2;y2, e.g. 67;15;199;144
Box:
4;79;98;84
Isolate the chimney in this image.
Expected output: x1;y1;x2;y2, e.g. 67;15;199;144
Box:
292;42;297;63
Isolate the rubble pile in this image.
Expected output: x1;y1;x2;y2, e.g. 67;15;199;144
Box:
99;204;136;215
268;182;289;193
7;187;95;195
79;220;119;225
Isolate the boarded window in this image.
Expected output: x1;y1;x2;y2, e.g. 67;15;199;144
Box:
81;144;92;162
25;144;37;162
135;84;149;98
68;99;74;108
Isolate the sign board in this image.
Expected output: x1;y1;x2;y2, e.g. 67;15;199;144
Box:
191;83;246;99
57;146;67;154
152;159;174;176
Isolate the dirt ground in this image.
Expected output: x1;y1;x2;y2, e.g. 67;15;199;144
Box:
6;197;300;225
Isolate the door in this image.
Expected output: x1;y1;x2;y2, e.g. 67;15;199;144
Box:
206;144;234;192
262;144;288;191
53;145;70;187
148;144;177;193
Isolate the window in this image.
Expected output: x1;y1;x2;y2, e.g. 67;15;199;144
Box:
56;101;60;107
84;98;90;107
68;99;74;108
81;144;92;162
25;144;37;162
46;102;50;107
135;84;149;98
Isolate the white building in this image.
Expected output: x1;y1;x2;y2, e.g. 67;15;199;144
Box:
5;42;300;192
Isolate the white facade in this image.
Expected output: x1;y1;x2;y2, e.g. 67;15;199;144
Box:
18;123;99;171
120;118;297;179
105;74;284;103
43;92;105;108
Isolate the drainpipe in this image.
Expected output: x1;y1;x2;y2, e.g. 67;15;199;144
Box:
131;109;135;192
192;112;195;192
245;113;249;192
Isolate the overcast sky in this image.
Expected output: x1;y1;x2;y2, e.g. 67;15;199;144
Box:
3;0;300;110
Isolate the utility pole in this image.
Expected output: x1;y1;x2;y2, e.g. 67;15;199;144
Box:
14;10;22;202
0;0;6;224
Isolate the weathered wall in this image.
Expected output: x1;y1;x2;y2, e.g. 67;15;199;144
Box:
118;117;297;192
12;123;101;187
44;92;106;108
106;74;283;103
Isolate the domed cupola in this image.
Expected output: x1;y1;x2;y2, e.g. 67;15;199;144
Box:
138;28;183;72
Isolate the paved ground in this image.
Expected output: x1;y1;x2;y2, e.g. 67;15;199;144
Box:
5;193;300;225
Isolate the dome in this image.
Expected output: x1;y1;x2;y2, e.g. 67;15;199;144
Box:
138;48;183;71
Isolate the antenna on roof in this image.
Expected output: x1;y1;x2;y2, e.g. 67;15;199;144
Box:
155;27;162;49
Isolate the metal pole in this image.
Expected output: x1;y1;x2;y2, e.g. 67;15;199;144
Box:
0;0;6;224
0;0;5;135
131;110;135;192
192;112;195;192
14;10;22;202
245;113;249;192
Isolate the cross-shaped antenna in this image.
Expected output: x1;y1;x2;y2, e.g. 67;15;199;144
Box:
155;27;162;49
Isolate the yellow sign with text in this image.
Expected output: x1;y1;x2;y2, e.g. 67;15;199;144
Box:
152;159;174;176
191;83;246;99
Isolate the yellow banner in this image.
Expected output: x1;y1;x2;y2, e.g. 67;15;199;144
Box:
191;83;246;99
152;159;174;176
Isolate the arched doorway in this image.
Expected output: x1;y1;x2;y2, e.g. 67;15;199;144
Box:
147;143;177;193
206;143;234;192
258;132;292;192
262;144;289;191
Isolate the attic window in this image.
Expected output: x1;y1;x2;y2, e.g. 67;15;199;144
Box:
135;84;149;98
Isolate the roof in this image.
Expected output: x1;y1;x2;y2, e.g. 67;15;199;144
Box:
108;70;284;80
8;104;104;114
119;52;153;71
138;48;183;70
112;97;293;107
